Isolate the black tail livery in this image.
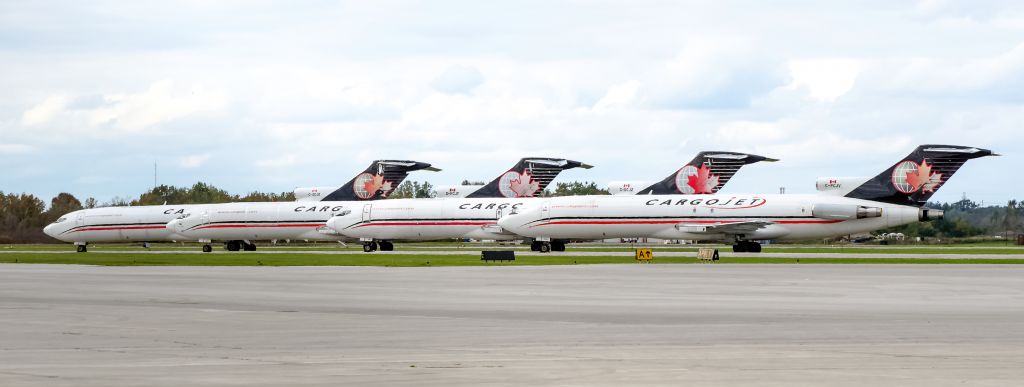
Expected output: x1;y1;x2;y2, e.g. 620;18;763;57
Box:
321;160;440;201
845;145;996;206
466;158;593;198
636;151;778;195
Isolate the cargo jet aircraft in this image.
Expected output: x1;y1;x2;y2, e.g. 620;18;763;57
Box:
167;158;590;252
325;152;774;252
496;145;995;252
43;160;437;252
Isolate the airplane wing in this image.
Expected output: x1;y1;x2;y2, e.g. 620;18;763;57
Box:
674;221;773;234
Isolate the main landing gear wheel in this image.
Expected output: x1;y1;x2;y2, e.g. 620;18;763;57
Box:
732;241;762;253
243;242;256;251
76;245;87;253
225;240;241;251
202;244;212;253
530;241;542;251
379;241;394;251
538;242;551;253
362;242;378;252
551;240;566;252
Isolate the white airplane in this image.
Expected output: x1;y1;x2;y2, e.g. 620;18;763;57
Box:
167;157;591;252
43;160;437;252
325;152;774;252
496;145;995;252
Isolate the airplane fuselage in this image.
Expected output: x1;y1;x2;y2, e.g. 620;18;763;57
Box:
496;194;924;242
43;205;197;243
168;202;354;242
327;198;532;241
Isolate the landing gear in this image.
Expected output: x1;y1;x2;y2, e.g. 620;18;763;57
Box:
225;240;241;251
551;240;566;252
243;242;256;251
538;242;551;253
362;241;378;252
202;244;212;253
732;241;762;253
530;241;542;251
76;245;87;253
379;241;394;251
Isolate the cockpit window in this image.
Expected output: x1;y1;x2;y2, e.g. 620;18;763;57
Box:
55;217;67;223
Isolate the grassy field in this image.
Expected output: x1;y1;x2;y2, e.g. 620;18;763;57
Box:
2;251;1024;266
2;241;1023;266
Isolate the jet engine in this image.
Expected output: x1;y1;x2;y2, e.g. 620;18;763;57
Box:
812;203;883;220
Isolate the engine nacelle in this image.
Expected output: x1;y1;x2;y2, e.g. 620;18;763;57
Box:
812;203;883;220
431;185;481;198
919;208;944;221
815;177;871;196
294;186;334;202
607;181;653;195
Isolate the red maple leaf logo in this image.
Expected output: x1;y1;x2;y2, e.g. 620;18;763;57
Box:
686;164;719;194
363;174;393;197
904;160;942;193
508;171;540;197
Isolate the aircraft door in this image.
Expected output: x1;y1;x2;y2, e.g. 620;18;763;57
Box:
361;204;372;222
541;201;551;220
75;212;85;227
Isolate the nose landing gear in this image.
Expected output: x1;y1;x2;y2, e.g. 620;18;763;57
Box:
362;241;378;252
531;240;565;253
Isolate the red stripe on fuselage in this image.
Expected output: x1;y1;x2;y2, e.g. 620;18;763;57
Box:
532;219;844;227
354;221;494;228
194;223;324;230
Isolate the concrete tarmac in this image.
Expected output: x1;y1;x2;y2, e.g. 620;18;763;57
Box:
1;264;1023;386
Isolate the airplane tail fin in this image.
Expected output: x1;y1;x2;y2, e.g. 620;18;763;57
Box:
466;157;593;198
844;145;996;206
322;160;440;201
636;151;777;195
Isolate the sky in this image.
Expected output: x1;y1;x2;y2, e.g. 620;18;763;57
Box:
1;0;1021;206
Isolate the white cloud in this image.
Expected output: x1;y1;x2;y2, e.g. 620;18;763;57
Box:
255;154;299;168
0;143;35;154
430;65;485;95
787;59;865;102
592;80;641;112
89;80;228;132
21;95;69;126
178;153;211;168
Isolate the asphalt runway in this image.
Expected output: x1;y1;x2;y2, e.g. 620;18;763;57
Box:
3;249;1024;259
1;264;1023;386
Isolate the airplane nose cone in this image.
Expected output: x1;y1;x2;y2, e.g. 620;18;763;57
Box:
497;213;524;234
43;223;55;237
